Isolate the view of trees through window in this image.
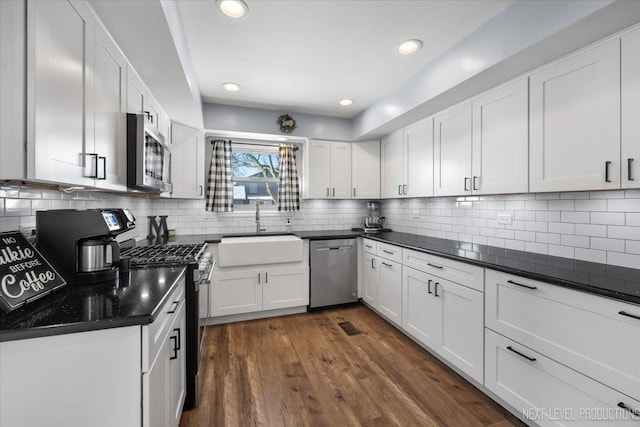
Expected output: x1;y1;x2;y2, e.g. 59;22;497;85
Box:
231;148;280;206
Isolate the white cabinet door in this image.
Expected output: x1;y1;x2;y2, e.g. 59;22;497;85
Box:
305;140;332;198
330;141;352;198
127;64;146;115
380;130;404;198
363;253;378;307
378;258;402;326
486;269;640;401
168;302;186;427
486;329;640;427
352;140;380;199
438;278;484;383
434;101;472;196
404;117;434;197
530;38;620;192
27;0;95;186
93;20;127;191
402;266;441;349
262;266;309;310
211;269;263;316
146;91;161;132
171;123;205;199
472;78;529;195
622;27;640;189
0;0;26;179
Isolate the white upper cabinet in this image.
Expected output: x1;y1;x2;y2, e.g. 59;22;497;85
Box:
93;19;127;190
170;122;204;199
146;92;162;133
127;64;147;115
622;26;640;189
381;118;433;199
304;140;352;199
530;38;621;192
472;78;529;195
351;140;380;199
381;130;404;198
27;0;96;186
403;117;434;197
434;102;472;196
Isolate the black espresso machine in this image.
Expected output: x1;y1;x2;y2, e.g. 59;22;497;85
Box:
36;209;136;284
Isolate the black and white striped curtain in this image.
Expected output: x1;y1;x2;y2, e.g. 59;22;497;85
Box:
277;144;300;211
206;139;233;212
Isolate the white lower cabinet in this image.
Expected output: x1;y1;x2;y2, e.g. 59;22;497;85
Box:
378;258;402;326
402;266;484;383
485;269;640;402
486;329;640;426
211;265;309;317
363;252;379;307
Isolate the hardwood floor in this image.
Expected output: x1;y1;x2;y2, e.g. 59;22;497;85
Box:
180;304;525;427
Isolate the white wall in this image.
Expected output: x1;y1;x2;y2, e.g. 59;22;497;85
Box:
381;190;640;270
203;103;352;141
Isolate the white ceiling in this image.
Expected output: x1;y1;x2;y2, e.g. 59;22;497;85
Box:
177;0;515;119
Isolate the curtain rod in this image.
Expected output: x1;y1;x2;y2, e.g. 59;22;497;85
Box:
210;139;299;151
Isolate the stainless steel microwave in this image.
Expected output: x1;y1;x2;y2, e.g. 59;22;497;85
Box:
126;113;171;193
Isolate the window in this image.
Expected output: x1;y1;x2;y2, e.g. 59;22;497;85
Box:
231;144;280;206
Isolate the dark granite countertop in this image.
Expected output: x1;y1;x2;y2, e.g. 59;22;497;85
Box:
363;232;640;306
141;229;640;306
0;267;187;342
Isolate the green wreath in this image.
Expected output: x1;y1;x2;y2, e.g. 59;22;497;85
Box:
277;114;297;133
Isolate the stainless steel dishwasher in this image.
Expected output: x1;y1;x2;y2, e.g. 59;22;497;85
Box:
310;238;357;308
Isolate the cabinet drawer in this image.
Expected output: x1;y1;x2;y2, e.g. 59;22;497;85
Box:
377;242;402;263
363;238;377;255
143;281;185;372
403;248;484;292
486;269;640;401
486;329;640;426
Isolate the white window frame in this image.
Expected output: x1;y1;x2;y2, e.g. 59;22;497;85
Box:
231;143;280;212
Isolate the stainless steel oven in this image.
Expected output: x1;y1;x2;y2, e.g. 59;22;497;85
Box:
126;113;171;193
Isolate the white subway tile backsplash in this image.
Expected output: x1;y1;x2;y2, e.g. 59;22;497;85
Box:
608;198;640;212
535;211;560;222
505;239;525;251
561;234;590;248
526;222;547;233
548;222;575;234
5;199;31;217
607;252;640;269
548;200;575;211
514;230;536;242
525;242;548;254
608;225;640;240
591;190;624;199
536;232;560;244
625;240;640;255
591;212;625;225
590;237;625;252
575;199;607;212
525;200;548;211
548;245;574;258
575;248;607;264
574;224;607;237
626;213;640;226
561;211;590;224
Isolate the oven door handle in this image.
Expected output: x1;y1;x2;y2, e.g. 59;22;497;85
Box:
201;261;215;285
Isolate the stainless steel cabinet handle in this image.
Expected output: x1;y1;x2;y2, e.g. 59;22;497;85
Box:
398;185;402;195
434;282;439;297
332;188;335;197
86;153;98;178
507;279;537;290
605;161;612;183
258;273;261;284
365;244;373;249
169;336;178;360
173;327;181;350
353;188;356;197
402;184;407;195
428;279;432;294
381;261;392;268
427;263;443;269
371;258;375;269
199;185;203;195
326;188;330;197
265;272;268;283
382;249;394;255
628;159;634;181
473;176;479;191
464;177;470;191
507;346;536;362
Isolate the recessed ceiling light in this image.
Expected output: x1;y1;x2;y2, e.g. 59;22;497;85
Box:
339;99;354;106
397;39;423;55
221;82;240;92
217;0;248;19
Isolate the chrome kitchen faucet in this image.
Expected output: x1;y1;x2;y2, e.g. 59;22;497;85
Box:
255;201;266;235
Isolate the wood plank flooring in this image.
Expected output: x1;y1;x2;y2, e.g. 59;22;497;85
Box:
180;304;525;427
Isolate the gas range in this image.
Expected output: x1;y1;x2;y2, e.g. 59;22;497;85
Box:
122;243;207;268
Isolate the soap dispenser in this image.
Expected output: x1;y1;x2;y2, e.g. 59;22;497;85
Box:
285;218;292;232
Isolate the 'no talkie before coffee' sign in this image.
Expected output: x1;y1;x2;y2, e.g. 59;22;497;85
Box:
0;231;66;313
